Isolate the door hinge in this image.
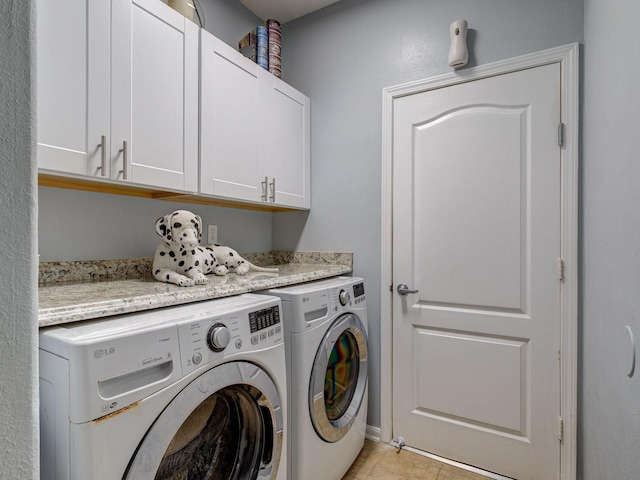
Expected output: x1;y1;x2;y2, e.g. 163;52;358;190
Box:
558;122;565;147
558;417;564;442
390;284;393;293
558;258;565;282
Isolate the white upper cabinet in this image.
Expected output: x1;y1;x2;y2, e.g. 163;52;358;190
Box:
38;3;308;209
37;0;199;192
263;77;311;209
200;29;310;209
37;0;110;177
112;0;198;191
200;33;262;202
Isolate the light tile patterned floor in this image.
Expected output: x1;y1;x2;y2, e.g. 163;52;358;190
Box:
342;440;491;480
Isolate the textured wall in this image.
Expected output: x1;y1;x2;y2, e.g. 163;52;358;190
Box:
0;0;39;477
580;0;640;478
277;0;584;430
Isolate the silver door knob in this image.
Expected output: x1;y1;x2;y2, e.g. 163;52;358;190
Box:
397;284;419;296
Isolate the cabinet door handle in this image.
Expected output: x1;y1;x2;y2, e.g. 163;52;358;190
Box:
96;135;107;176
118;140;128;180
269;177;276;202
261;176;268;201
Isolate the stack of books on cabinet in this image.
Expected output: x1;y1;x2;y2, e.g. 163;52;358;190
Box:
238;19;281;78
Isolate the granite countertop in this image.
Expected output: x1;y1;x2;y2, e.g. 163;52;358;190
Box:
39;252;352;327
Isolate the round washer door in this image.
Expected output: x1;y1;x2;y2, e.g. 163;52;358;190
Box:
125;361;283;480
309;313;368;443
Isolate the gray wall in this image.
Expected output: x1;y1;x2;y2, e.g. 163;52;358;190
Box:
196;0;261;46
277;0;584;433
580;0;640;478
38;188;273;261
0;0;39;477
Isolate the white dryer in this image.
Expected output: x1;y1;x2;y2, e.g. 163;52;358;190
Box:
266;277;368;480
39;294;287;480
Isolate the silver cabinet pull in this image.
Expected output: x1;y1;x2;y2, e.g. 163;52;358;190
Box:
96;135;107;176
118;140;128;180
397;284;419;296
269;177;276;202
261;176;268;201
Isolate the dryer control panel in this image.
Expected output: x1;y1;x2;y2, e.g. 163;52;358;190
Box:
330;281;366;313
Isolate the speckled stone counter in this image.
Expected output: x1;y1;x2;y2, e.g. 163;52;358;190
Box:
39;252;352;327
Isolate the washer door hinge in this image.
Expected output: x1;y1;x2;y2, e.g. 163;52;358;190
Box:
558;258;565;282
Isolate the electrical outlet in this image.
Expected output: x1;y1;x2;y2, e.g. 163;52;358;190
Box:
207;225;218;244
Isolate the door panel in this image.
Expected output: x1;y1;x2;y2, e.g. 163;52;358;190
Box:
199;32;262;201
415;329;528;435
112;0;198;190
392;63;561;480
36;0;110;176
416;105;527;310
266;79;311;208
131;3;184;174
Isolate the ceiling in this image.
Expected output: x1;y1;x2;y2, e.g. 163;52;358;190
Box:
238;0;342;24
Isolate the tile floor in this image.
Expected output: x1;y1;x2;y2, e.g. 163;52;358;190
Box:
342;440;491;480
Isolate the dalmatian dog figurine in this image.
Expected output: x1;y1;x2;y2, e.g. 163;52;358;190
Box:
153;210;278;287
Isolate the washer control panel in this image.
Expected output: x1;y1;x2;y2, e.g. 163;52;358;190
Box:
330;281;366;312
176;300;282;375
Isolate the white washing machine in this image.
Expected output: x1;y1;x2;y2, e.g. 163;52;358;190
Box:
39;293;287;480
266;277;368;480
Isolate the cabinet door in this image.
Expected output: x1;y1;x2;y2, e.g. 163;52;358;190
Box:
37;0;110;177
112;0;198;191
200;31;263;202
264;77;311;209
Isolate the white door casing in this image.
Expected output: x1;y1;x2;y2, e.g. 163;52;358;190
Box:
380;43;579;480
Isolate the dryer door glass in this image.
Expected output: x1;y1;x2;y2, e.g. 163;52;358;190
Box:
309;313;368;443
125;362;283;480
325;330;359;421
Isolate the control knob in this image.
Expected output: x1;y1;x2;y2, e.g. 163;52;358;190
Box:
207;323;231;352
338;289;351;306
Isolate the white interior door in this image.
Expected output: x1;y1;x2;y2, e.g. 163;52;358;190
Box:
392;63;562;480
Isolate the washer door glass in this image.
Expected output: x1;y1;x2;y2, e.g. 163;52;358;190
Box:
309;313;368;443
125;361;283;480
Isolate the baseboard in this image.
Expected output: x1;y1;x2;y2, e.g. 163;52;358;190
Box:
365;424;381;442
